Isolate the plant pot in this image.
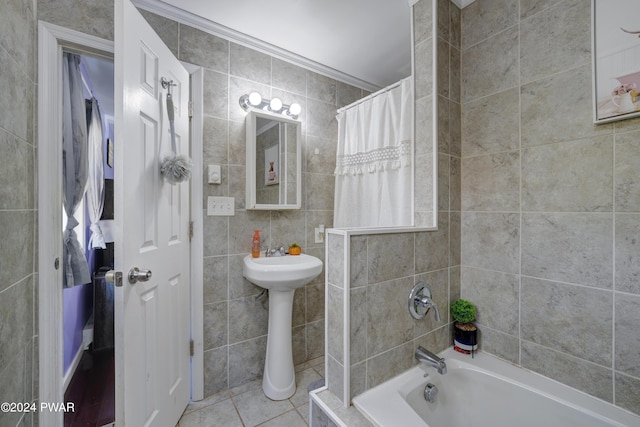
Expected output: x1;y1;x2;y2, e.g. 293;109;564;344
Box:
453;322;478;351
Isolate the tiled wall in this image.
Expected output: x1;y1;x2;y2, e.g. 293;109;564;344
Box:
38;0;367;397
173;20;364;395
0;0;38;426
325;0;462;405
460;0;640;416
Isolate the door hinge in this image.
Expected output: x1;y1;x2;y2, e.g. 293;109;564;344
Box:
189;221;194;241
188;101;193;119
189;339;195;357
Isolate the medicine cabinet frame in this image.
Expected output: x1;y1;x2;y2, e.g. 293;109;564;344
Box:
245;110;302;210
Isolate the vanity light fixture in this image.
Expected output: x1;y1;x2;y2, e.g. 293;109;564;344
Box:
239;92;302;119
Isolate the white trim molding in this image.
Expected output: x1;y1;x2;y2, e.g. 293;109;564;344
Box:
132;0;381;92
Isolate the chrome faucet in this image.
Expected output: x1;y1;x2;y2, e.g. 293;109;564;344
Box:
265;246;286;257
415;346;447;375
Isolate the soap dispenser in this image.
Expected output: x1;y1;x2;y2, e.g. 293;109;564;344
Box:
251;230;261;258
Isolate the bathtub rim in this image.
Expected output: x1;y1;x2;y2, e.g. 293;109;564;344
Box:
352;347;640;427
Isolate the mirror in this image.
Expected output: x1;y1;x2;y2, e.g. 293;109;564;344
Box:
246;110;302;210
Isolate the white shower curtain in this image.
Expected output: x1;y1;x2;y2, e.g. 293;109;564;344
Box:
334;77;413;228
62;53;91;287
86;97;106;249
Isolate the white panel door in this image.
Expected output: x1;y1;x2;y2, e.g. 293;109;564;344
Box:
114;0;190;425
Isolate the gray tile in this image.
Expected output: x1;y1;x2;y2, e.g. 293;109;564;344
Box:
415;95;434;157
367;233;414;284
461;25;519;101
306;319;325;360
326;355;344;403
0;212;34;293
615;131;640;212
179;25;228;72
228;295;269;343
327;234;344;288
0;276;32;386
462;151;520;212
413;0;433;46
366;342;413;390
203;116;229;164
450;157;461;213
0;0;34;79
520;0;562;19
437;0;450;44
461;88;519;156
415;38;434;100
336;82;363;109
416;217;449;273
521;65;612;148
0;47;33;142
415;153;435;213
203;215;228;257
307;72;336;105
522;136;613;212
38;0;113;40
520;0;590;84
0;131;32;210
203;69;228;120
615;373;640;416
203;347;229;397
289;367;322;408
477;326;519;364
232;390;295;426
437;37;450;98
140;10;178;57
521;213;613;289
461;266;519;335
0;346;28;427
350;287;367;365
230;43;271;85
461;212;520;274
203;301;227;350
203;256;228;304
228;336;267;388
303;172;334;211
179;397;242;427
615;214;640;295
615;294;640;377
327;284;344;363
349;236;367;288
461;0;518;49
273;59;307;96
305;135;337;175
258;409;307;427
228;210;270;255
521;277;612;366
521;341;613;403
306;99;338;140
366;277;415;356
270;210;305;249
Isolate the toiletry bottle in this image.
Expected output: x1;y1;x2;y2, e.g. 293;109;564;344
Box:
251;230;261;258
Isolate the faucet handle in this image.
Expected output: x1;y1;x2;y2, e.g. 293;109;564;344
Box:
408;282;440;321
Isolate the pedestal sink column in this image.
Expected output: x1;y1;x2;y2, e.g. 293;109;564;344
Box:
263;289;295;400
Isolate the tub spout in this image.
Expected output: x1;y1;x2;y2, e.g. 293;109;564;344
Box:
415;346;446;375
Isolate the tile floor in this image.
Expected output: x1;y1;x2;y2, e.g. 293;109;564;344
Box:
177;357;324;427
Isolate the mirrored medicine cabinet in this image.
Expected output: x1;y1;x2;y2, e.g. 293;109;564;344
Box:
246;110;302;210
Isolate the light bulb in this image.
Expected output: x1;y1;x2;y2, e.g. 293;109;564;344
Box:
248;92;262;106
269;97;283;112
288;103;301;116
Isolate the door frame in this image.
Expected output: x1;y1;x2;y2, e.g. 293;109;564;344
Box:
37;21;204;427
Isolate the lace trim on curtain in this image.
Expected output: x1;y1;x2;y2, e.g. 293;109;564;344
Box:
335;140;411;176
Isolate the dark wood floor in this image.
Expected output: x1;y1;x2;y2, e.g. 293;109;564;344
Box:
64;349;115;427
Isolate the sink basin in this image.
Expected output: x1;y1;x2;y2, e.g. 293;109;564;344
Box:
242;253;323;400
243;254;323;291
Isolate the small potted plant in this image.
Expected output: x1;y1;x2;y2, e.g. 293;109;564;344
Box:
288;243;301;255
451;299;478;354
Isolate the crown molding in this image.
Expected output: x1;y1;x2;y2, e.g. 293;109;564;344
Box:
132;0;382;92
450;0;477;8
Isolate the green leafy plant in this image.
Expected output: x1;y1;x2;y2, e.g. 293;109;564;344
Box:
451;299;476;324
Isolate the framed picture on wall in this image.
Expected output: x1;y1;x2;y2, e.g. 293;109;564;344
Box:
264;145;279;186
593;0;640;123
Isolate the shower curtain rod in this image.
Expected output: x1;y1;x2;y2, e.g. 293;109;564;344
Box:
336;76;411;114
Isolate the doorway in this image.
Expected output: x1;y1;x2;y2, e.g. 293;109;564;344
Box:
38;17;204;426
60;51;116;426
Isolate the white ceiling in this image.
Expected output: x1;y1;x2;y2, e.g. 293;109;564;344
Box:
150;0;415;90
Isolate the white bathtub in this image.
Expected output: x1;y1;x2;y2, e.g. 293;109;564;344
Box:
353;348;640;427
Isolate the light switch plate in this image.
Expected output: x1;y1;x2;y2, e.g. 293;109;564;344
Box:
207;196;234;216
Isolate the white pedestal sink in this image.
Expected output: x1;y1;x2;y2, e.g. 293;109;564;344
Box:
243;254;323;400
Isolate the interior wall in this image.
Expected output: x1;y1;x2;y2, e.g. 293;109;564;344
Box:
325;0;462;405
460;0;640;416
0;0;38;425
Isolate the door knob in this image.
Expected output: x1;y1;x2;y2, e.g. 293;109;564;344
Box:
128;267;152;284
105;270;123;287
